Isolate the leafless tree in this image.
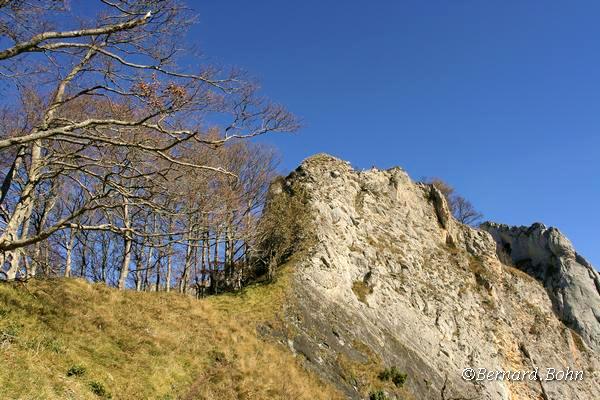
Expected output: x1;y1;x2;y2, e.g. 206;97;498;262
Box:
0;1;298;283
425;178;483;226
452;195;483;226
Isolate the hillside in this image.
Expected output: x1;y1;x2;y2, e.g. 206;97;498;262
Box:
2;153;599;400
0;273;342;400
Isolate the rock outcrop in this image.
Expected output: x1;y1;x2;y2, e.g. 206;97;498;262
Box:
481;222;600;353
261;154;600;400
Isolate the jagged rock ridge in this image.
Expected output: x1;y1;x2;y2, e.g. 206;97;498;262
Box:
481;222;600;353
262;154;600;400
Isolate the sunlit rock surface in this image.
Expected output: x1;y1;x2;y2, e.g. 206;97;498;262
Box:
263;154;600;400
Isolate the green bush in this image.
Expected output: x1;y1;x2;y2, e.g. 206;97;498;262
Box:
89;381;111;398
369;390;388;400
378;366;407;387
392;372;407;387
66;364;86;377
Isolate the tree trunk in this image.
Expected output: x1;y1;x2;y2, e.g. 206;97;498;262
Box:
79;240;87;278
212;229;220;294
100;236;108;283
213;229;220;270
200;231;206;277
1;141;43;279
135;251;143;292
165;242;172;292
165;218;173;292
155;254;161;292
117;202;132;290
5;250;21;280
179;235;193;294
144;245;154;291
0;46;94;273
64;228;76;277
225;221;233;277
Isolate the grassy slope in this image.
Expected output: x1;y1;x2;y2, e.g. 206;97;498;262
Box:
0;271;342;400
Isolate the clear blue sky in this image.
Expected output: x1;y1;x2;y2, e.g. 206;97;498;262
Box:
190;1;599;267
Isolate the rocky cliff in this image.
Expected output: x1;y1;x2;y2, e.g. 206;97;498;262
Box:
480;222;600;353
260;154;600;400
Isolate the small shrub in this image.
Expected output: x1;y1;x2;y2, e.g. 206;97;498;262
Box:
66;364;86;377
369;390;388;400
378;369;391;381
378;366;407;387
89;381;111;398
392;372;407;387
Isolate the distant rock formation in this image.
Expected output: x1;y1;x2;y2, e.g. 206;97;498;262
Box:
260;154;600;400
481;222;600;352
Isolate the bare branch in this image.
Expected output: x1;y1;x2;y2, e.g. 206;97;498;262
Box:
0;12;151;61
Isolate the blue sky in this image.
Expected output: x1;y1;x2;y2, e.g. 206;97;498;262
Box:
190;1;599;266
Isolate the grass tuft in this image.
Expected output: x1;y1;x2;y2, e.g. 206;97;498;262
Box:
352;281;373;304
66;364;87;377
378;366;407;387
89;381;111;398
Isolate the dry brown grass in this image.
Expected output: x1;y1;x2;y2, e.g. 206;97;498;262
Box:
336;339;414;400
502;264;537;283
0;273;342;400
570;329;587;353
351;281;373;304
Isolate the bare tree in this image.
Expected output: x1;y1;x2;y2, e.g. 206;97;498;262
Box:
452;195;483;226
425;178;483;226
0;1;298;282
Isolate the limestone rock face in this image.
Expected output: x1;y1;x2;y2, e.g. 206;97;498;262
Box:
264;154;600;400
481;222;600;353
